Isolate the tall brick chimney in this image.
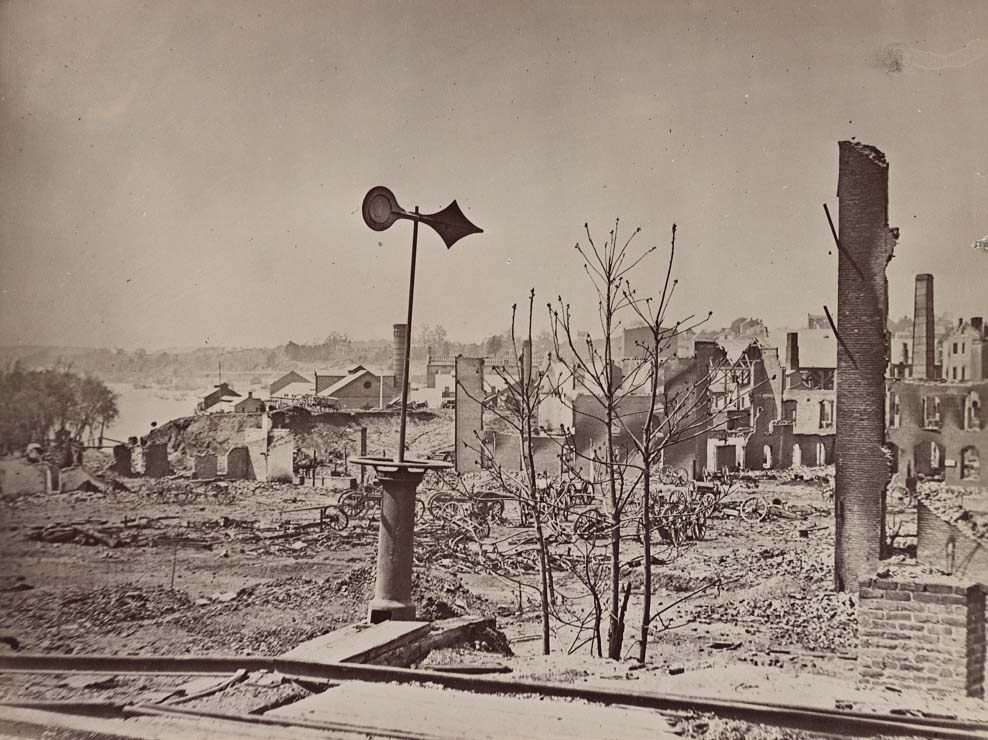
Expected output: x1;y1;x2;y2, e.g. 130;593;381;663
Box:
834;141;897;592
392;323;408;398
911;274;935;380
785;332;800;372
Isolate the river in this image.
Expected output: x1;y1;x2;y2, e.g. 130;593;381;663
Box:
104;383;200;442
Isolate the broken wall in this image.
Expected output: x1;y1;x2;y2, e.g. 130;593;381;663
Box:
455;357;484;473
0;458;57;496
144;444;170;478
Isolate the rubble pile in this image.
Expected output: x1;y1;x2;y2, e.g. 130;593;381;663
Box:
331;564;497;622
713;546;833;590
694;591;857;654
744;466;834;486
2;584;195;640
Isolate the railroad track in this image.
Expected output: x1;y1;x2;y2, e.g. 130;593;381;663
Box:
1;653;987;739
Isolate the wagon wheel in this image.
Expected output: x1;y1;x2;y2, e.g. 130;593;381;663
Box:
173;488;193;505
324;506;349;532
483;496;506;520
690;512;707;541
656;502;684;546
669;467;690;486
666;488;689;510
469;517;491;540
740;496;768;523
888;484;913;512
697;491;717;517
339;492;365;518
573;508;607;542
414;496;426;522
212;487;234;505
430;494;458;520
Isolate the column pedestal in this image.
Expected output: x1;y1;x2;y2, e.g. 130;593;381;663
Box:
350;457;450;623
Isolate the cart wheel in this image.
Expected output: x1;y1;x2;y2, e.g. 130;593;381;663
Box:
573;509;607;542
670;467;690;486
657;503;683;546
888;485;913;512
667;489;689;509
325;506;349;532
339;492;365;518
691;514;707;541
472;518;491;540
486;497;505;519
740;496;768;523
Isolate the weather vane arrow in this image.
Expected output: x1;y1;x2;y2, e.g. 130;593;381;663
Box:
361;185;482;249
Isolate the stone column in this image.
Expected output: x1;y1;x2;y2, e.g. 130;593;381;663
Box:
367;466;424;623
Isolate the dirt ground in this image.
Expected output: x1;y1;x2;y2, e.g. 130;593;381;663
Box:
1;464;985;729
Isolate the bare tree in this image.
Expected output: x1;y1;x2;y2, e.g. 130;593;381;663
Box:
458;289;558;654
548;219;658;659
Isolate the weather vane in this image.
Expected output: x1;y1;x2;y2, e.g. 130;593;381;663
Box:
352;185;482;623
360;186;482;461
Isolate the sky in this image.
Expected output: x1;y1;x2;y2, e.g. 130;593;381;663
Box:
2;0;987;350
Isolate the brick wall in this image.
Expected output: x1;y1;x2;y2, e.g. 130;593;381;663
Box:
834;140;897;591
917;501;988;583
454;357;484;473
858;569;985;697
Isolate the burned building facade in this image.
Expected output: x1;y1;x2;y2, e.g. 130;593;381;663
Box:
887;272;987;487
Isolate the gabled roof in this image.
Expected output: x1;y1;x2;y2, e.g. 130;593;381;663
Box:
317;368;373;397
272;380;314;397
319;365;366;378
200;383;241;400
270;370;309;395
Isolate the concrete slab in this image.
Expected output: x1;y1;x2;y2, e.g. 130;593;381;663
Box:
281;620;430;664
268;680;676;740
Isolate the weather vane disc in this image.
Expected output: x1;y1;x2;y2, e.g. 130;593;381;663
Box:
362;186;403;231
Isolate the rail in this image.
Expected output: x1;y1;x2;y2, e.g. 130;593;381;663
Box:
0;653;986;739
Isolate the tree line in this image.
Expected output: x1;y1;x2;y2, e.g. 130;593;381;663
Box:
0;365;118;455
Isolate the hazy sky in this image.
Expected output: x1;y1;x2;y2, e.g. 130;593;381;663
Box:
2;0;987;350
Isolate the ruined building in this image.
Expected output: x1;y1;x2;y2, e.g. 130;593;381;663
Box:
887;275;986;486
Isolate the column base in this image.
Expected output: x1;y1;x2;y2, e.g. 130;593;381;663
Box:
367;598;417;623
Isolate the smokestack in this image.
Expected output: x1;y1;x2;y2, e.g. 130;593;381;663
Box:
785;332;800;372
911;274;935;380
392;323;408;398
971;317;984;336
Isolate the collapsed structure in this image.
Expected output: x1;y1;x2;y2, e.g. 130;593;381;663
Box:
887;273;986;486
